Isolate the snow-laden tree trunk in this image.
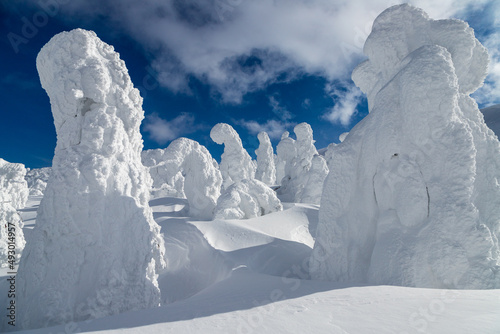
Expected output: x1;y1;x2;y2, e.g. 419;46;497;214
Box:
255;131;276;185
17;29;166;329
310;4;500;289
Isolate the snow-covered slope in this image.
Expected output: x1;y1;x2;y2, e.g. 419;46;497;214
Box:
481;104;500;138
3;195;499;334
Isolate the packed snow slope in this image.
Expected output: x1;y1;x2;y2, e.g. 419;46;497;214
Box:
311;4;500;289
2;195;499;334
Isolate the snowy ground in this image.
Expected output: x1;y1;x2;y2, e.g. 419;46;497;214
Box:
1;196;499;333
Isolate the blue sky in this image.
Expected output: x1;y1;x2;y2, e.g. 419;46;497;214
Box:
1;0;499;169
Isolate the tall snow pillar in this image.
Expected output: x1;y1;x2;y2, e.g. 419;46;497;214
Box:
310;4;500;289
17;29;166;329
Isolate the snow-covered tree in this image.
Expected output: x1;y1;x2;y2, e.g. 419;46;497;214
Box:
145;138;222;219
275;131;294;185
25;167;51;196
142;148;185;199
279;123;327;203
255;131;276;185
214;179;283;220
310;4;500;289
210;123;255;190
17;29;166;329
298;154;328;205
0;158;28;267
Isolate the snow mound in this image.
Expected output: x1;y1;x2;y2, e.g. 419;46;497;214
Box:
25;167;51;196
279;123;328;204
0;158;28;267
144;138;222;219
142;149;185;199
311;4;500;289
255;131;276;185
210;123;255;190
16;29;166;330
214;179;283;220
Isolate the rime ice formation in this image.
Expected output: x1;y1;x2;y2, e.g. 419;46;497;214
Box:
0;158;28;267
17;29;166;330
255;131;276;185
213;179;283;220
210;123;256;190
310;4;500;289
142;149;186;199
298;154;328;205
25;167;51;196
144;138;222;219
279;123;326;203
275;131;293;185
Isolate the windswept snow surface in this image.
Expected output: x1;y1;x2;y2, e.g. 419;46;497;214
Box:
4;195;499;334
210;123;256;190
311;4;500;289
14;29;166;330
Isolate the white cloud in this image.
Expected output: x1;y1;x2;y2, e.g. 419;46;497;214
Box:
25;0;498;108
268;95;293;121
236;119;295;140
142;113;203;145
322;83;363;127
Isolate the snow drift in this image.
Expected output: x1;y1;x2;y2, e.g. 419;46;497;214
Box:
0;158;28;267
16;29;166;330
144;138;222;219
213;179;283;220
210;123;256;190
310;4;500;289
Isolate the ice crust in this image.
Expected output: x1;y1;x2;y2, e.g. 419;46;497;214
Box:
210;123;256;190
213;179;283;220
16;29;166;329
310;4;500;289
0;158;28;267
255;131;276;185
144;138;222;219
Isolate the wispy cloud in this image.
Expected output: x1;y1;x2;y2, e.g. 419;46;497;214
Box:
235;119;295;140
142;112;204;145
268;95;293;121
7;0;497;106
322;83;363;127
